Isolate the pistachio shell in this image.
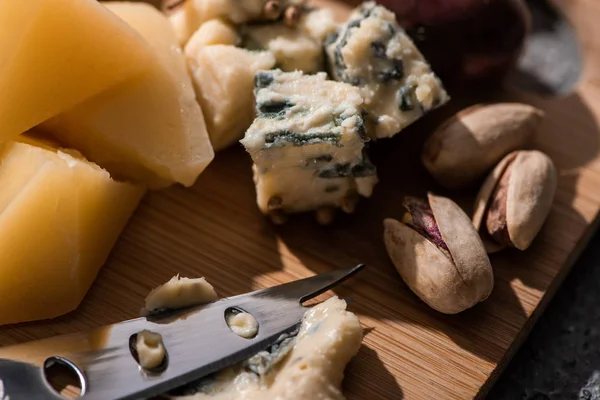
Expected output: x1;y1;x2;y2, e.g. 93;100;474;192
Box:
383;194;493;314
473;150;557;251
383;218;470;314
473;152;518;253
506;151;557;250
427;193;494;303
422;103;543;189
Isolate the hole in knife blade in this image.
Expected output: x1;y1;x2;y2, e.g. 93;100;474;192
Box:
129;330;169;373
225;307;259;339
43;356;86;399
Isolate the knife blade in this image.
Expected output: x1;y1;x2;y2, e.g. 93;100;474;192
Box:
0;264;365;400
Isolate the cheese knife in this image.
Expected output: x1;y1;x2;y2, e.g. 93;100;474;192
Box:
0;264;365;400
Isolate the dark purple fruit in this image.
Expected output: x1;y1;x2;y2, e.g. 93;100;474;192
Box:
376;0;531;90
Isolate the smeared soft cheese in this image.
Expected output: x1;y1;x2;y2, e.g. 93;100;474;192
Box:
0;0;154;143
136;330;166;370
42;2;214;189
172;297;362;400
226;311;259;339
144;275;218;314
144;275;362;399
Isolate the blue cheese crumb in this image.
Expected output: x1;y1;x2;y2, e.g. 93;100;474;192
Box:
241;8;338;74
325;1;449;139
241;69;378;219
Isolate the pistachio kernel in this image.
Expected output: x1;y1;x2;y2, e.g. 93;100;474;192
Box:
485;158;514;247
402;196;451;257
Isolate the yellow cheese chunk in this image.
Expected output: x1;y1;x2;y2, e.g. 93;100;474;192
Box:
0;141;145;325
185;19;240;50
0;0;154;142
42;2;214;189
170;0;307;45
169;0;262;46
185;45;276;151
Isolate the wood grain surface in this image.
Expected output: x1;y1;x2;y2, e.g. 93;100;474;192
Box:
2;1;600;399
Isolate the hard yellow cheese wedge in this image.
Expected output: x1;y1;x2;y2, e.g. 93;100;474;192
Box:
42;2;214;189
0;141;145;325
0;0;154;142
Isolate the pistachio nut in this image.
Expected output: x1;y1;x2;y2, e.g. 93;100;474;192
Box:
383;193;494;314
422;103;544;189
473;150;557;252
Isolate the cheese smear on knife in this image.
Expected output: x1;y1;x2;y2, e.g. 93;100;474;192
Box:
143;275;218;315
0;140;144;325
0;0;154;143
144;277;362;400
42;2;214;189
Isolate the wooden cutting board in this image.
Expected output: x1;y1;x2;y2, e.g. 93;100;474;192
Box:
2;1;600;399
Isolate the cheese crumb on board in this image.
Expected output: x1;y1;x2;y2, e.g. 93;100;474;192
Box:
325;2;449;139
143;275;218;315
0;0;155;143
241;69;378;223
185;45;276;151
170;0;307;46
172;297;362;400
0;140;144;325
42;2;214;189
136;330;167;370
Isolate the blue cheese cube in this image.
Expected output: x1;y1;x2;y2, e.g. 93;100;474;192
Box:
241;24;324;74
241;9;339;74
241;69;377;223
325;2;449;139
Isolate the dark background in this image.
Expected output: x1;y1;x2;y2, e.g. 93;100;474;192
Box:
488;231;600;400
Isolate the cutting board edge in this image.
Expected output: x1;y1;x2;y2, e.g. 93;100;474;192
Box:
475;209;600;399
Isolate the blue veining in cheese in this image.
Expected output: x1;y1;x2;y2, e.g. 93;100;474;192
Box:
241;9;338;74
325;2;449;139
241;69;377;220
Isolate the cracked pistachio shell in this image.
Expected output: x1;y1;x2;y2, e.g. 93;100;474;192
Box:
473;150;557;252
422;103;543;189
383;193;493;314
